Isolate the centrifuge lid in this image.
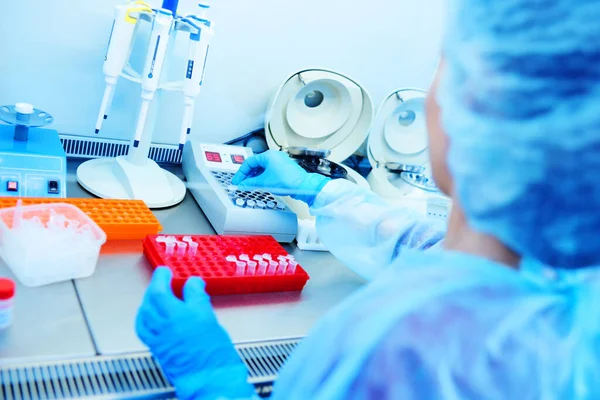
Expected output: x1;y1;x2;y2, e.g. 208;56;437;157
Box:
265;69;374;163
367;88;430;169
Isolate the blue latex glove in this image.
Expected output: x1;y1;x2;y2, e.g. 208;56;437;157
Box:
231;150;330;206
135;267;255;400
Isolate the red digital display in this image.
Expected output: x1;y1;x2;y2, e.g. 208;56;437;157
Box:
231;154;245;164
205;151;222;163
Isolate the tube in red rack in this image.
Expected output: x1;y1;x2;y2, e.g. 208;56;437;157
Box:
236;261;246;276
278;260;289;274
247;261;257;275
176;241;188;255
257;260;268;275
288;260;298;274
267;260;278;275
165;241;176;255
188;241;198;256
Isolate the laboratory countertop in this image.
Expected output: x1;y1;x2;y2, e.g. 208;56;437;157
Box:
0;159;366;364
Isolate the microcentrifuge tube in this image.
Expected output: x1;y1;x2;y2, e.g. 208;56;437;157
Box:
267;260;278;275
226;255;237;263
176;241;188;255
239;254;250;261
289;261;298;274
188;241;199;256
235;198;246;207
285;254;295;261
182;235;193;243
258;260;268;275
236;261;246;276
277;255;287;262
262;254;272;260
278;261;289;274
165;242;176;255
253;255;263;262
247;261;257;275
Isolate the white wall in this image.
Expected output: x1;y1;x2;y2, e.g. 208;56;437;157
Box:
0;0;445;145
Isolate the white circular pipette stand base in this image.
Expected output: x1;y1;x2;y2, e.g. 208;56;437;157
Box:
76;156;186;208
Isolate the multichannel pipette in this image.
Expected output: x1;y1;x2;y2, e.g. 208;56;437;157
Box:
132;8;174;147
178;8;214;150
95;1;152;134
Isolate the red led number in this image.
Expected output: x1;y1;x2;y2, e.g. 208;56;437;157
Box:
205;151;222;163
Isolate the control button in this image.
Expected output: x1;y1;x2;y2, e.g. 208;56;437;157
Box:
48;180;59;194
231;154;245;164
6;181;18;192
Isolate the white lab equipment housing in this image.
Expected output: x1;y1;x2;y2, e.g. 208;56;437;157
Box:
182;142;298;242
265;69;373;250
367;88;450;220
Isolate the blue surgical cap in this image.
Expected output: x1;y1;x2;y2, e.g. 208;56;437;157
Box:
437;0;600;268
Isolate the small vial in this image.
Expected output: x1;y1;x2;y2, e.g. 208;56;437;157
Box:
267;260;278;275
0;278;16;330
188;241;199;256
176;241;188;255
277;255;287;262
236;261;246;276
182;235;193;243
257;260;268;275
239;254;250;261
165;242;176;255
266;200;276;209
262;253;272;260
275;202;285;210
247;261;257;275
253;255;263;262
247;199;256;209
285;254;295;261
278;261;289;274
256;200;266;209
235;198;245;207
288;260;298;274
226;255;237;263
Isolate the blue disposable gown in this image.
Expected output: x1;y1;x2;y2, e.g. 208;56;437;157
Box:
268;180;600;399
309;179;445;281
272;248;600;399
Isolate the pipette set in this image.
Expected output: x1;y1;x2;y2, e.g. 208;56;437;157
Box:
78;0;214;207
94;0;214;150
143;235;310;297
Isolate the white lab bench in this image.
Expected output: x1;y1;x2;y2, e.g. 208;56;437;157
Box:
0;159;366;367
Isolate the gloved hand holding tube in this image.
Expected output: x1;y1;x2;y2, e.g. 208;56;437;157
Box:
231;150;330;206
135;267;255;400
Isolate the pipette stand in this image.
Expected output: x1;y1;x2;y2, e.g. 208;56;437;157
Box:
77;14;186;209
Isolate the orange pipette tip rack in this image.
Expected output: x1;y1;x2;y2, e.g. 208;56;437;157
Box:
0;198;162;241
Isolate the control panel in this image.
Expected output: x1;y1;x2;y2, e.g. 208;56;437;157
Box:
0;125;67;198
182;142;297;242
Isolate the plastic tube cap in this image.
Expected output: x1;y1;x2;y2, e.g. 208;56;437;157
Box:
14;103;34;114
0;278;16;300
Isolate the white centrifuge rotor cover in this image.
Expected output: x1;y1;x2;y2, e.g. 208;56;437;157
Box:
265;69;373;166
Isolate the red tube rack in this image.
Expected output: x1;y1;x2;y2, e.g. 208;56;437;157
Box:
143;235;310;297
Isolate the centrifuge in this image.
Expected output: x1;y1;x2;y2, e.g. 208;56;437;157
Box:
367;88;451;221
264;68;374;250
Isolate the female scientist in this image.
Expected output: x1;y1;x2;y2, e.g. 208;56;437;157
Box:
135;0;600;398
